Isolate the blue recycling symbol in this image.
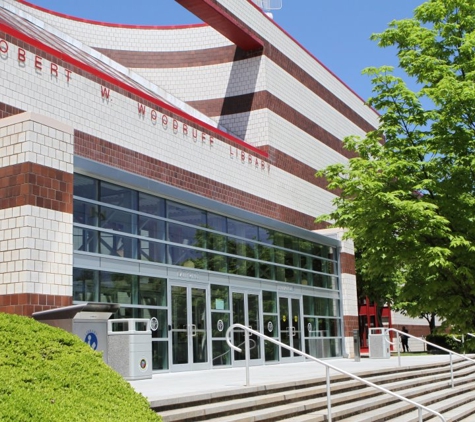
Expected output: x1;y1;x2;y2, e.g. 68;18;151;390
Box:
85;332;98;350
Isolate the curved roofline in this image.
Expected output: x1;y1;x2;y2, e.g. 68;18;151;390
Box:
246;0;378;116
17;0;207;29
0;18;268;158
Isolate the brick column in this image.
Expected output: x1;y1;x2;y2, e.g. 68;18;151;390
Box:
0;112;74;316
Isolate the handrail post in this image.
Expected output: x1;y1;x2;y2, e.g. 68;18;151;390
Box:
326;366;332;422
450;353;453;388
245;328;250;387
396;331;401;367
225;324;448;422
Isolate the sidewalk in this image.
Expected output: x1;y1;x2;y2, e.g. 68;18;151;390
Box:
130;354;453;404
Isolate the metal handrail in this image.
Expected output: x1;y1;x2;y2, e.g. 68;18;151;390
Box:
225;323;445;422
385;328;475;388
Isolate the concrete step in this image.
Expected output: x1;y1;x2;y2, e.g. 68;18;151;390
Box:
337;385;475;421
155;359;475;422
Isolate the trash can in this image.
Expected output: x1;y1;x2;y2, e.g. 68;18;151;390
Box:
107;318;152;380
368;328;391;359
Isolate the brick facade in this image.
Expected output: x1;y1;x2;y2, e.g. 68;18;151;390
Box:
75;130;329;231
0;163;73;213
1;0;374;363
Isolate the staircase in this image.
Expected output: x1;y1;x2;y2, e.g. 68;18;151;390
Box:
151;358;475;422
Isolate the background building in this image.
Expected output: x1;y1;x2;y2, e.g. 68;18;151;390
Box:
0;0;378;371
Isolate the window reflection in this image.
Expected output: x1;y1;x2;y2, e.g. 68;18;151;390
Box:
73;175;340;290
100;181;135;209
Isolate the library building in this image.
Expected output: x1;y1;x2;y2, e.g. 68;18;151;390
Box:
0;0;379;372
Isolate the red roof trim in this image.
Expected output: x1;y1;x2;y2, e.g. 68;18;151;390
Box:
16;0;207;30
0;21;268;158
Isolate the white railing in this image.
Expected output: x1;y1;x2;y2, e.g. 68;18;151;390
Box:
385;328;475;388
226;323;445;422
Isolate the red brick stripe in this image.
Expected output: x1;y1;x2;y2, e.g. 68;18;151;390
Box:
95;45;259;68
0;102;24;119
0;162;73;213
188;92;358;160
0;293;72;316
94;46;375;135
75;130;330;231
340;252;356;275
344;315;359;337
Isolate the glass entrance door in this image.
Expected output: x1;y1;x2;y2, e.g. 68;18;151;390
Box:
279;296;304;361
170;283;209;371
231;291;263;365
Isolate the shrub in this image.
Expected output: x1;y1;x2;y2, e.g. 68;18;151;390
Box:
0;313;161;422
426;334;475;354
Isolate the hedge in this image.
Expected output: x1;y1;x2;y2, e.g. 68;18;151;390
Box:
0;313;161;422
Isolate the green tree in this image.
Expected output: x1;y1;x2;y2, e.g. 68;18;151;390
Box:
317;0;475;332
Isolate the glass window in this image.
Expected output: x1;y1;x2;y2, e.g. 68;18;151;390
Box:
258;244;273;262
207;213;226;232
233;239;256;259
74;201;98;226
73;175;341;291
300;271;314;287
211;313;229;338
212;341;231;367
262;291;277;313
206;232;226;253
99;206;134;234
74;174;97;200
73;268;97;302
167;201;206;226
139;239;166;263
259;262;275;280
139;216;165;240
168;222;206;248
139;277;166;307
227;256;255;277
100;181;135;209
304;297;340;317
206;252;227;272
74;227;98;253
100;232;137;259
139;192;164;217
227;219;258;241
167;245;206;268
99;272;135;304
211;285;229;310
258;227;274;244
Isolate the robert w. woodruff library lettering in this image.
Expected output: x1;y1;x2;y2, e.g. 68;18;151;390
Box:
0;0;378;372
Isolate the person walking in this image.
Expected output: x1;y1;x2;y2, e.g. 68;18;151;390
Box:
401;326;409;353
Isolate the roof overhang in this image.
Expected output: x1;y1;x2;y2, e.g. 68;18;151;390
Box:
175;0;263;51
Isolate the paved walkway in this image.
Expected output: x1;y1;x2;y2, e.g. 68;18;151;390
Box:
130;354;454;404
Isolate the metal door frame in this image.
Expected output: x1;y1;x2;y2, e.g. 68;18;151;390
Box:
230;289;264;367
278;293;304;362
168;280;210;372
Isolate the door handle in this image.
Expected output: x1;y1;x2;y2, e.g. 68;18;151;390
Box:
191;324;197;337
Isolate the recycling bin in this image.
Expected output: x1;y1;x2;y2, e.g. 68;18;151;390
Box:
32;303;119;364
368;328;391;359
107;318;152;380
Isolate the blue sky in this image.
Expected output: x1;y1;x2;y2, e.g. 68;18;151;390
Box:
25;0;423;101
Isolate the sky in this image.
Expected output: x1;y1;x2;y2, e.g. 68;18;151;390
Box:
24;0;424;102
